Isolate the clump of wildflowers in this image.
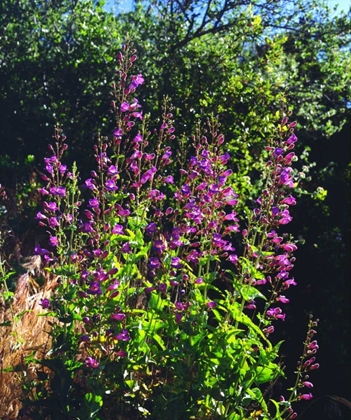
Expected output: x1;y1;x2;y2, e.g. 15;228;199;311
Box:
26;42;319;420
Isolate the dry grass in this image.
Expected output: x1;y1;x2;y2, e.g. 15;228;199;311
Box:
0;256;56;420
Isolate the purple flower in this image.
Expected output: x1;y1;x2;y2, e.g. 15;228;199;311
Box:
283;278;297;289
87;281;102;295
36;211;47;220
281;195;296;206
175;313;183;324
209;184;220;194
219;152;230;164
115;205;130;217
148;189;165;201
310;363;320;370
133;133;143;143
181;184;191;195
85;357;99;369
281;243;297;252
111;313;126;321
267;307;285;320
82;222;95;233
300;393;313;401
302;381;314;388
263;326;274;335
273;148;284;158
278;209;293;225
84;178;97;190
113;128;123;138
112;224;124;234
131;111;143;119
224;212;238;221
163;175;174;184
49;186;66;197
34;245;49;256
121;242;131;253
140;166;157;184
158;283;167;293
245;301;256;310
44;202;59;212
145;222;157;235
308;340;319;350
89;198;100;208
286;133;298;145
128;74;144;91
105;179;118;191
279;168;294;188
148;257;161;269
108;165;118;176
144;153;155;161
39;298;50;309
48;217;59;228
276;295;289;304
38;187;49;195
206;301;217;310
153;240;166;254
114;329;131;341
171;257;183;269
161;150;172;160
49;236;59;247
120;102;130;112
272;206;280;217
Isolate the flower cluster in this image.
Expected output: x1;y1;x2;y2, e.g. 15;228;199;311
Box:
239;119;301;334
280;316;319;418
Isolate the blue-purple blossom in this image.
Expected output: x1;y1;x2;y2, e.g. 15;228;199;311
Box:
128;74;144;91
39;298;50;309
34;245;49;256
171;257;183;269
114;329;131;341
44;202;59;212
84;179;97;190
153;240;166;254
112;224;124;234
105;179;118;191
273;148;284;158
158;283;167;293
140;166;157;184
111;313;126;321
49;186;66;197
89;198;100;208
87;281;102;295
121;242;131;253
148;257;161;269
145;222;157;235
286;133;298;145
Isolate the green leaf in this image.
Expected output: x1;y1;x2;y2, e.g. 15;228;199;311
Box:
241;285;266;301
254;362;283;385
148;293;164;311
247;387;268;412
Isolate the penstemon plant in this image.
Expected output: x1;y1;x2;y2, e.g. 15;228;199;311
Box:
22;42;319;420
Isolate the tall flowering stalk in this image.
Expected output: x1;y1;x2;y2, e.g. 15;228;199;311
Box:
23;43;319;419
